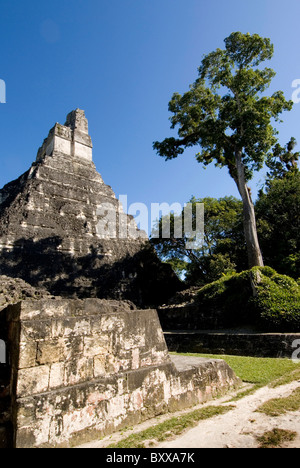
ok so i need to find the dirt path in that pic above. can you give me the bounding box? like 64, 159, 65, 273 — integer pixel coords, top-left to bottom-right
157, 381, 300, 449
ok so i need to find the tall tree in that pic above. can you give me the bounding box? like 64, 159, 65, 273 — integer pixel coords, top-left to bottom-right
153, 32, 293, 269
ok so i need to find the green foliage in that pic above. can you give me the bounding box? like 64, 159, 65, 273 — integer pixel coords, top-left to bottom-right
164, 258, 188, 278
265, 137, 299, 184
197, 269, 254, 325
151, 196, 246, 285
256, 172, 300, 278
154, 31, 293, 183
253, 270, 300, 329
196, 267, 300, 331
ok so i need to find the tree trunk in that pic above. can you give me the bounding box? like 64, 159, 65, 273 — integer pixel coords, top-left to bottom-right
235, 151, 264, 268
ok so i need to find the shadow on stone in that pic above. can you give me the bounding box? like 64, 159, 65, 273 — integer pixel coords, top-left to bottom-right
0, 237, 182, 308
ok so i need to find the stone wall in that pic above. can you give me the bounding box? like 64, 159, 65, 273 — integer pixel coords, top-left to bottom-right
158, 303, 226, 330
1, 299, 239, 448
164, 331, 300, 358
0, 308, 11, 448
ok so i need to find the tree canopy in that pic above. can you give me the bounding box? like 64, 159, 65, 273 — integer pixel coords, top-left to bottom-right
265, 137, 300, 185
154, 32, 292, 178
153, 31, 293, 269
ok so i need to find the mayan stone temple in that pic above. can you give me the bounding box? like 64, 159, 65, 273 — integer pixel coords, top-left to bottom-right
0, 109, 180, 306
0, 110, 240, 448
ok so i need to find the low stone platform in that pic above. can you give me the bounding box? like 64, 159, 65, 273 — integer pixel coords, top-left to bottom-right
165, 330, 300, 358
0, 299, 240, 448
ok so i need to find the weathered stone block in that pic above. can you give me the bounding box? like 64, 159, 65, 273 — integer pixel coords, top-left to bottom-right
1, 299, 240, 448
93, 355, 106, 377
17, 365, 50, 398
131, 348, 140, 370
20, 320, 52, 341
49, 362, 65, 389
36, 339, 65, 365
83, 335, 111, 358
15, 401, 35, 428
64, 357, 94, 386
51, 317, 91, 338
18, 341, 37, 369
62, 336, 84, 360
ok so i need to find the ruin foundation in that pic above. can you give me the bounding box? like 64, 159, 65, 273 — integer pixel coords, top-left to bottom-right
0, 299, 240, 448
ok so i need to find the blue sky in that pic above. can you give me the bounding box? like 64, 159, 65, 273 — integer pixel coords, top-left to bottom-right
1, 0, 300, 223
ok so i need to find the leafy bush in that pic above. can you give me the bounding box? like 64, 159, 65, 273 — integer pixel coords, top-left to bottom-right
252, 269, 300, 330
197, 267, 300, 331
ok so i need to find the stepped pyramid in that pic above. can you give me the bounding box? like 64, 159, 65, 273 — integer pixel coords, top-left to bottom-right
0, 110, 180, 305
